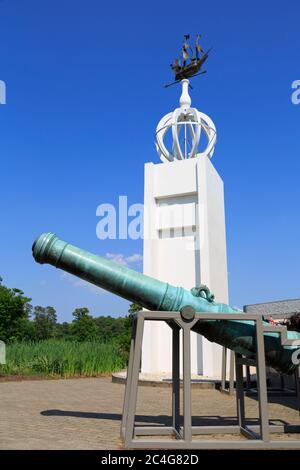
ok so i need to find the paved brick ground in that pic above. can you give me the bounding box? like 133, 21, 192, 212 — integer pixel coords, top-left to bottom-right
0, 377, 299, 449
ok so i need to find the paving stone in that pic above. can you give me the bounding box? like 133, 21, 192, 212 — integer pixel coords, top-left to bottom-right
0, 377, 299, 449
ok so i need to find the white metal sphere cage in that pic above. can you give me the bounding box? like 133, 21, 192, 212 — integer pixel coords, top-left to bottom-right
155, 79, 217, 163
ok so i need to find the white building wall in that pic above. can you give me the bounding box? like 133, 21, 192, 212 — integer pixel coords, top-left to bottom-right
142, 156, 228, 377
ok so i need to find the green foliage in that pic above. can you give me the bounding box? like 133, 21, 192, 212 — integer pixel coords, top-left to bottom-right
71, 307, 99, 341
128, 302, 142, 314
0, 278, 138, 377
0, 278, 32, 343
72, 307, 90, 321
115, 303, 141, 364
0, 339, 125, 377
33, 305, 57, 340
55, 321, 72, 339
94, 315, 129, 342
115, 316, 132, 364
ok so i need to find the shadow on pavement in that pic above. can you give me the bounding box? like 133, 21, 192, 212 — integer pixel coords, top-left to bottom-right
41, 410, 292, 427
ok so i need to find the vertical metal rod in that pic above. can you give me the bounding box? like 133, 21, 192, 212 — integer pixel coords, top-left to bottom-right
246, 365, 251, 390
182, 324, 192, 443
229, 350, 235, 394
256, 317, 270, 442
124, 315, 144, 447
280, 374, 285, 390
221, 347, 227, 391
172, 324, 181, 435
235, 353, 246, 429
121, 316, 136, 438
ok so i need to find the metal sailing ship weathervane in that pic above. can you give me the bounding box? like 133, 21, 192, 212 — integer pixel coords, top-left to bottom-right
156, 34, 216, 162
165, 34, 211, 88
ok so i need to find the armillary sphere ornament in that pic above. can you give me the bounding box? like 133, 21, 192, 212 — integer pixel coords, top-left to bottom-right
155, 34, 217, 163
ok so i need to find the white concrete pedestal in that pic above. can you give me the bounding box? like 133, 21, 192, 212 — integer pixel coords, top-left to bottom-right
141, 156, 228, 377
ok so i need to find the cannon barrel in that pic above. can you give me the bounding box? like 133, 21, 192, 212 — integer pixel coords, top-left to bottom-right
32, 232, 300, 374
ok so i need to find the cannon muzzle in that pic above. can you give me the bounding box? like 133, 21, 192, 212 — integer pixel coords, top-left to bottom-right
32, 232, 300, 374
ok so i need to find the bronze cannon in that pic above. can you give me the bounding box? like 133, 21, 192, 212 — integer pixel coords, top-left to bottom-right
32, 232, 300, 374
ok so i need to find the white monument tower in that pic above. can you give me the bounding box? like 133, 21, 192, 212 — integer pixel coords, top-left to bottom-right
141, 74, 229, 377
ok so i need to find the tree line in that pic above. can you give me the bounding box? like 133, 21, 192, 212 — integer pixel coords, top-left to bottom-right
0, 276, 139, 345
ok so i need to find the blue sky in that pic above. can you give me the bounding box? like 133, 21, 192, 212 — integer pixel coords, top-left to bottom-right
0, 0, 299, 321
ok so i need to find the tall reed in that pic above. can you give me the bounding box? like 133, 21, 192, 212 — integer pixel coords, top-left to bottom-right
0, 340, 125, 377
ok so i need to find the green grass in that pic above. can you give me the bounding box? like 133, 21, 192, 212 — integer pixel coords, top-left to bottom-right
0, 339, 125, 378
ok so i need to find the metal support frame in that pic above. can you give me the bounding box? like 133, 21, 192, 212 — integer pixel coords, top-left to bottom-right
221, 330, 300, 416
221, 311, 300, 399
221, 347, 235, 394
121, 311, 300, 449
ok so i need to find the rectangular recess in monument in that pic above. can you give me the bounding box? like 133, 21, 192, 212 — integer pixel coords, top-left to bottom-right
155, 194, 198, 239
158, 226, 197, 239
